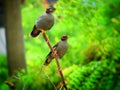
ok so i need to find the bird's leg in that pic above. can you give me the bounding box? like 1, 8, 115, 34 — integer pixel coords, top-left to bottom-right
40, 29, 49, 43
53, 49, 57, 57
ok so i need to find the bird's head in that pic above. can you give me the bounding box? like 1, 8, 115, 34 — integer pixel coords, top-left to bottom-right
46, 7, 56, 13
61, 36, 68, 41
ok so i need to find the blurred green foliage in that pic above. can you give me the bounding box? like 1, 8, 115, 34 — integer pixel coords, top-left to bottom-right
0, 55, 9, 90
0, 0, 120, 90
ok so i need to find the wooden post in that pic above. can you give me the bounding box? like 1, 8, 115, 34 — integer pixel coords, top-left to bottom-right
5, 0, 27, 76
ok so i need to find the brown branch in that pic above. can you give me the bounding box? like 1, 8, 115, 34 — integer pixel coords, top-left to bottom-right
40, 30, 68, 90
5, 81, 17, 90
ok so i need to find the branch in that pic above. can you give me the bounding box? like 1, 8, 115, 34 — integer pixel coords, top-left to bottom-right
5, 81, 17, 90
40, 30, 68, 90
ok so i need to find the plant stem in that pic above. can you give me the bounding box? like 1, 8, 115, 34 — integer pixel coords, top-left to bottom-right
41, 30, 68, 90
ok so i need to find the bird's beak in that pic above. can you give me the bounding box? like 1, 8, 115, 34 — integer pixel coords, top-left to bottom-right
66, 36, 69, 39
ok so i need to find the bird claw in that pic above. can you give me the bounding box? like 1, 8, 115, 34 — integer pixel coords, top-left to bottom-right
54, 50, 57, 55
58, 68, 62, 72
52, 50, 58, 58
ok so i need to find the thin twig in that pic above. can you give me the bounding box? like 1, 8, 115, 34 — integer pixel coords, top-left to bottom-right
42, 67, 57, 90
13, 75, 27, 90
38, 57, 57, 90
40, 30, 68, 90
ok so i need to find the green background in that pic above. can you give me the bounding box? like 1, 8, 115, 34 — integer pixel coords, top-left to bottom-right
0, 0, 120, 90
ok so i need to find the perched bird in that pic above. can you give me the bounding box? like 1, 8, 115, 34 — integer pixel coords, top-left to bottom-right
30, 7, 55, 37
44, 36, 69, 66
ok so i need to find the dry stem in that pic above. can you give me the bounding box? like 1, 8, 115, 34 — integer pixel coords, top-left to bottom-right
40, 30, 68, 90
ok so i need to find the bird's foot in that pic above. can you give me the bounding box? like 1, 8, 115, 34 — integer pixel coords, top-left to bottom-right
58, 67, 62, 72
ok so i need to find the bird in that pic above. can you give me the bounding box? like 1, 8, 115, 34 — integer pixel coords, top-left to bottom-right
44, 36, 69, 66
30, 7, 55, 37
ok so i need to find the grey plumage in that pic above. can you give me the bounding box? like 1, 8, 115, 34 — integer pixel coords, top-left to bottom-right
44, 36, 68, 66
35, 13, 54, 30
30, 8, 55, 37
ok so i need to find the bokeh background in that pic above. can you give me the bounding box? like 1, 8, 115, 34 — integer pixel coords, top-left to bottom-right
0, 0, 120, 90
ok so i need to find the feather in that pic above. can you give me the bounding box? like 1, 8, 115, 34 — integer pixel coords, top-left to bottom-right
44, 42, 59, 65
30, 25, 41, 37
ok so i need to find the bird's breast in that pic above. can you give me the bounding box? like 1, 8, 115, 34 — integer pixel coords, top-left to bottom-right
56, 42, 68, 58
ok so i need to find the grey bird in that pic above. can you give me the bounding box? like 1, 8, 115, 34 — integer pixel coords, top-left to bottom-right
44, 36, 69, 66
30, 7, 55, 37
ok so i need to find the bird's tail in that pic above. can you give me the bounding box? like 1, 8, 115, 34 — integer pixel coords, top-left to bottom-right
30, 25, 41, 37
44, 58, 52, 66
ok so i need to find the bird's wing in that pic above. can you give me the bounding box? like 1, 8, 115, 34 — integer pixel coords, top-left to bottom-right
53, 42, 59, 50
44, 42, 59, 65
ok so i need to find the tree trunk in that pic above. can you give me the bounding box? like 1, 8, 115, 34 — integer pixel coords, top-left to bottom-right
5, 0, 27, 76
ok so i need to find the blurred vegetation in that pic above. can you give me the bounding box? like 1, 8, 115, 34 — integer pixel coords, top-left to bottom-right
0, 0, 120, 90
